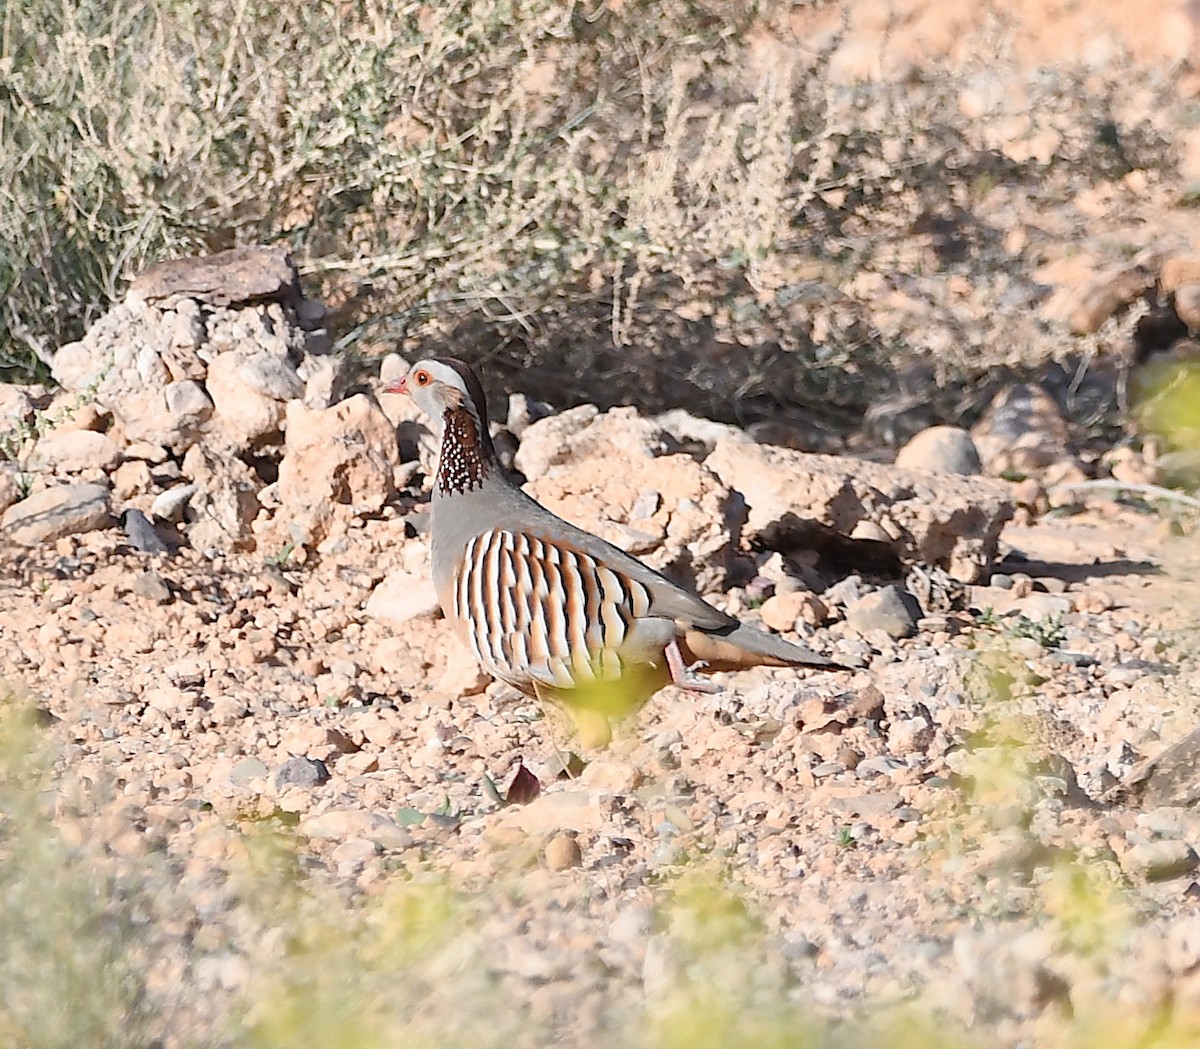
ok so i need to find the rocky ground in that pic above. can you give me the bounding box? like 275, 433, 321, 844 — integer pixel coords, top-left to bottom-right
4, 2, 1200, 1046
2, 269, 1200, 1046
1, 442, 1199, 1047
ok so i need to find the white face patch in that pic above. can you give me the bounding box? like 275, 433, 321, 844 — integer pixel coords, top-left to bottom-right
405, 358, 494, 495
408, 359, 470, 411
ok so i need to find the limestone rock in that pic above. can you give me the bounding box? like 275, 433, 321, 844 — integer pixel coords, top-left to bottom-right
521, 407, 744, 594
707, 441, 1012, 584
30, 429, 122, 473
50, 307, 155, 392
515, 404, 670, 481
1, 482, 111, 545
128, 244, 301, 308
0, 464, 24, 515
182, 445, 260, 554
51, 313, 180, 448
49, 248, 326, 455
299, 353, 350, 409
513, 405, 603, 480
845, 586, 921, 639
759, 590, 827, 632
1013, 592, 1072, 618
364, 569, 441, 624
298, 809, 412, 848
121, 508, 169, 555
1123, 841, 1199, 883
204, 349, 301, 446
0, 385, 35, 431
122, 441, 169, 464
654, 408, 752, 453
435, 641, 490, 697
151, 484, 199, 523
489, 790, 605, 837
895, 426, 981, 475
887, 715, 934, 755
276, 395, 400, 543
111, 459, 155, 501
273, 756, 331, 790
1127, 727, 1200, 809
164, 380, 214, 434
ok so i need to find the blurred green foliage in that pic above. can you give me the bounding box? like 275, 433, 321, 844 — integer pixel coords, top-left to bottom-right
1138, 359, 1200, 452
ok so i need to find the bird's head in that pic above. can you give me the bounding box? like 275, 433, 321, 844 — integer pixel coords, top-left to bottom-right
382, 356, 496, 493
383, 357, 491, 435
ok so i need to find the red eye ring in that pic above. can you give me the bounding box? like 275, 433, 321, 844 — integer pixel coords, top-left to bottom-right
414, 369, 431, 387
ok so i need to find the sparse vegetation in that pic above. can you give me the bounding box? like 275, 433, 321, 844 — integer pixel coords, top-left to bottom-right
975, 606, 1002, 629
0, 357, 112, 463
0, 697, 165, 1048
971, 608, 1067, 650
1008, 612, 1067, 650
7, 683, 1200, 1049
263, 543, 296, 569
2, 2, 1199, 1048
0, 0, 1177, 431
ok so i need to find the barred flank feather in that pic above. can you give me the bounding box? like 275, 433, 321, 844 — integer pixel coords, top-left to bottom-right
453, 529, 651, 691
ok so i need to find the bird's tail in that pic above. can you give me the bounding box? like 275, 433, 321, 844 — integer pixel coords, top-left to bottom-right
682, 622, 845, 672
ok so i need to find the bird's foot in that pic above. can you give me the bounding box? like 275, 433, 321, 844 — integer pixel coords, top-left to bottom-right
665, 639, 720, 694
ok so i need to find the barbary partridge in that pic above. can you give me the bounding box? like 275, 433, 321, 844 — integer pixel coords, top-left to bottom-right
383, 357, 843, 745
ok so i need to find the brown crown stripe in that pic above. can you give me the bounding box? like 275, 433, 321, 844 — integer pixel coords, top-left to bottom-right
453, 528, 651, 690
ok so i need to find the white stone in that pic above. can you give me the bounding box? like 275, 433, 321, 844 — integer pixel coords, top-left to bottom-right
895, 426, 981, 475
151, 484, 199, 522
364, 569, 440, 624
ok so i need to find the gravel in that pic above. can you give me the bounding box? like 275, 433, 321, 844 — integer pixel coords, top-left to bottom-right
2, 499, 1198, 1048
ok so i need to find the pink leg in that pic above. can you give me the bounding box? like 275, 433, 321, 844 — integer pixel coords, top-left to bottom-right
665, 638, 720, 694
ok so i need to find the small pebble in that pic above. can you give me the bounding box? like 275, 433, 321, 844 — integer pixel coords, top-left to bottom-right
544, 833, 583, 871
274, 756, 331, 790
121, 509, 170, 556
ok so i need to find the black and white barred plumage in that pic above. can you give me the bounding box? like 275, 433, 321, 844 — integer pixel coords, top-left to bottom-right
454, 528, 652, 691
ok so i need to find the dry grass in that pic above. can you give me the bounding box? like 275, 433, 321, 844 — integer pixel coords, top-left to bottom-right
0, 0, 1178, 430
